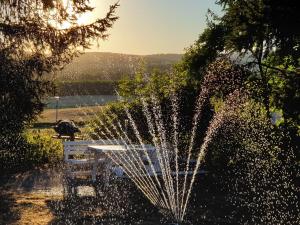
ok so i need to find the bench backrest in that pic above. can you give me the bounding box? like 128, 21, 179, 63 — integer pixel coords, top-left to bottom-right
63, 139, 124, 162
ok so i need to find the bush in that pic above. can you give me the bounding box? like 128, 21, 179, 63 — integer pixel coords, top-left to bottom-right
205, 99, 299, 224
0, 129, 63, 174
24, 130, 63, 166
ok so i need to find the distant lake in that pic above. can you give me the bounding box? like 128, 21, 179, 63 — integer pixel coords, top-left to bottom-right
46, 95, 119, 109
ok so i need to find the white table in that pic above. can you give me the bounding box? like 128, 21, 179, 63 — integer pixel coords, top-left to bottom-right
88, 145, 127, 181
87, 144, 158, 181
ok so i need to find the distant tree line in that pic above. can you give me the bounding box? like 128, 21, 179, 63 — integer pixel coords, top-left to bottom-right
54, 52, 182, 81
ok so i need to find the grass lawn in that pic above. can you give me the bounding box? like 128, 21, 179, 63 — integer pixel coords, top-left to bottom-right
37, 106, 104, 124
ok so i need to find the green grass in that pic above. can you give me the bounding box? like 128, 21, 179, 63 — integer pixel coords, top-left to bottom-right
37, 105, 104, 125
0, 129, 63, 174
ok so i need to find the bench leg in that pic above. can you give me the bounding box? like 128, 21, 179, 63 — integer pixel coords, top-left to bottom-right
92, 152, 99, 182
63, 177, 77, 199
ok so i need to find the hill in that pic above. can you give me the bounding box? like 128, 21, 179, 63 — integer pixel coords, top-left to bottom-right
55, 52, 182, 81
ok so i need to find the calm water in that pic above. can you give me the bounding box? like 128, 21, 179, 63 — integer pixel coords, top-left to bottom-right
46, 95, 119, 109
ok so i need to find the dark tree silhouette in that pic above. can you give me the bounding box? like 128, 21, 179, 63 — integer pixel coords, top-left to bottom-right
0, 0, 119, 149
178, 0, 299, 158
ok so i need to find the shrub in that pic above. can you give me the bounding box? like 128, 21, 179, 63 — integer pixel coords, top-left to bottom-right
0, 129, 63, 174
205, 99, 298, 224
24, 129, 63, 166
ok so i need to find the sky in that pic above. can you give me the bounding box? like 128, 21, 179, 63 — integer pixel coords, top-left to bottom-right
83, 0, 221, 55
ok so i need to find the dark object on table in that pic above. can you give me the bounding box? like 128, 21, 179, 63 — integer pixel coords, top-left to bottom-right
53, 120, 80, 141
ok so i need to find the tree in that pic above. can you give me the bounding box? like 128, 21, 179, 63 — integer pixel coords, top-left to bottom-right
179, 0, 299, 156
214, 0, 300, 157
0, 0, 119, 149
176, 22, 226, 84
215, 0, 300, 117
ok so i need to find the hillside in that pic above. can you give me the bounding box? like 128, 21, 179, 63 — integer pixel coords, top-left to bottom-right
56, 52, 182, 81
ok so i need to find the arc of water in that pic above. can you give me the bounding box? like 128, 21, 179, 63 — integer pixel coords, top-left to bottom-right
106, 146, 162, 207
56, 89, 162, 205
99, 139, 160, 206
179, 89, 209, 216
62, 89, 213, 219
112, 122, 169, 208
180, 112, 225, 220
123, 104, 174, 206
180, 92, 240, 220
102, 112, 168, 209
123, 104, 180, 214
58, 89, 178, 218
69, 93, 163, 207
68, 91, 166, 207
142, 97, 179, 220
141, 98, 176, 212
88, 119, 162, 207
107, 152, 163, 206
149, 95, 178, 218
88, 109, 164, 207
97, 119, 162, 205
170, 92, 180, 219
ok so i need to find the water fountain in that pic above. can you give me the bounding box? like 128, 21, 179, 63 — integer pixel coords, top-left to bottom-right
77, 86, 246, 224
58, 60, 298, 224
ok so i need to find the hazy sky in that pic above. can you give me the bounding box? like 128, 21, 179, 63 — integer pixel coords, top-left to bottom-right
84, 0, 221, 55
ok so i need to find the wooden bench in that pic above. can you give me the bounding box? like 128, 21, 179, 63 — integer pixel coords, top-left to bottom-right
63, 140, 163, 197
63, 140, 123, 181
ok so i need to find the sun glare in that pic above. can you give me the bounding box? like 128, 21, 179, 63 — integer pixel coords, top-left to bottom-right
56, 0, 97, 29
77, 13, 93, 26
54, 10, 93, 29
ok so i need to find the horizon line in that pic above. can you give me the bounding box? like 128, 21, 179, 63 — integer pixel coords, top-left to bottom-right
83, 50, 184, 56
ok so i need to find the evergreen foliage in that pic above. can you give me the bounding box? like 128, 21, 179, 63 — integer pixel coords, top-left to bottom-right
0, 0, 119, 149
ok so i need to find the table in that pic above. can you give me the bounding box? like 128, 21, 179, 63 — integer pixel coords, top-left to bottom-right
88, 145, 127, 181
87, 144, 158, 181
